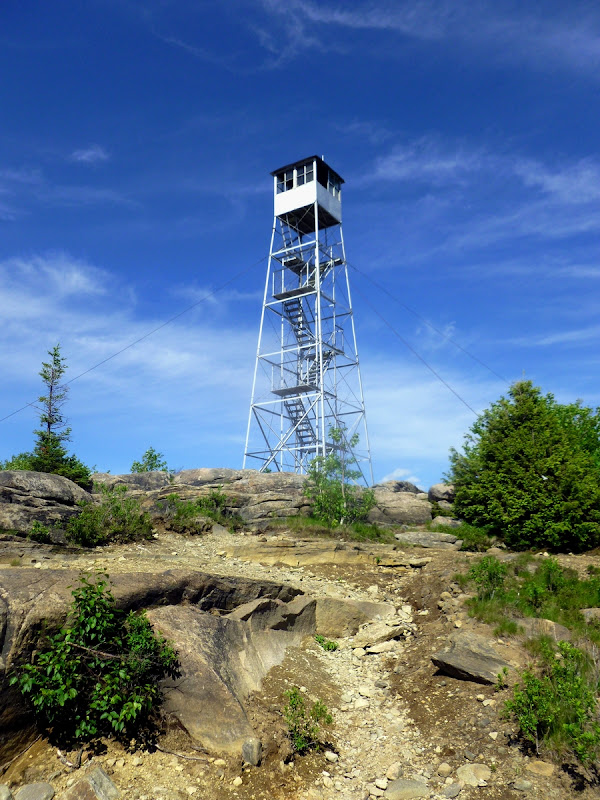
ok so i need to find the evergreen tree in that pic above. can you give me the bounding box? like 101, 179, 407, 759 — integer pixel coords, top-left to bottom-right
448, 380, 600, 552
30, 345, 71, 471
1, 345, 92, 487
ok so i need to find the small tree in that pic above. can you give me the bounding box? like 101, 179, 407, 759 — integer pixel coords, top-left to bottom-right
1, 345, 91, 487
448, 380, 600, 551
10, 572, 178, 743
131, 447, 170, 473
304, 426, 374, 527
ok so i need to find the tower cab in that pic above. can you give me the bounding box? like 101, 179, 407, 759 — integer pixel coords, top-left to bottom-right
272, 156, 343, 234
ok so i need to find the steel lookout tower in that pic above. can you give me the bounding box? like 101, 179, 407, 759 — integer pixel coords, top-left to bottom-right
243, 156, 373, 484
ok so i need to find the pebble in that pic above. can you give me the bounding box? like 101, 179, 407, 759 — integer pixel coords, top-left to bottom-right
442, 785, 462, 799
386, 762, 402, 780
325, 751, 338, 763
456, 763, 491, 787
525, 760, 555, 777
513, 779, 533, 791
131, 755, 143, 766
437, 762, 452, 778
374, 777, 388, 789
232, 777, 243, 787
355, 698, 370, 710
213, 759, 226, 768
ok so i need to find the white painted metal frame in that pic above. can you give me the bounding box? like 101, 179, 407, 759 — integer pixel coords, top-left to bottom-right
244, 158, 373, 485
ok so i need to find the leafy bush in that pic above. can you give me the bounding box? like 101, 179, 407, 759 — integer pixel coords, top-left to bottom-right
427, 520, 493, 551
283, 686, 333, 753
462, 555, 600, 643
28, 520, 52, 544
158, 489, 241, 533
505, 640, 600, 764
131, 447, 170, 474
304, 428, 375, 528
448, 380, 600, 552
66, 484, 153, 547
314, 634, 339, 651
1, 452, 36, 471
469, 555, 507, 600
10, 572, 178, 743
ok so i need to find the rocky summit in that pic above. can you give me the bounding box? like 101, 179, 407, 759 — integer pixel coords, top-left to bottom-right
0, 469, 597, 800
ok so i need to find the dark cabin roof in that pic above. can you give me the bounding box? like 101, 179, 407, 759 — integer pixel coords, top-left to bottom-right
271, 155, 344, 185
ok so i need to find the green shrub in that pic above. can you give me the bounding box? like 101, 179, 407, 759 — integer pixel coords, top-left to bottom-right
10, 572, 178, 743
448, 380, 600, 552
283, 686, 333, 753
66, 484, 153, 547
468, 555, 508, 600
506, 640, 600, 764
131, 447, 170, 474
427, 520, 493, 551
314, 634, 338, 651
462, 555, 600, 644
28, 520, 52, 544
1, 452, 35, 471
158, 489, 241, 532
304, 428, 374, 528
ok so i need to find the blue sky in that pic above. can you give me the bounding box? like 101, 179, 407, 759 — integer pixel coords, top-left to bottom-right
1, 1, 599, 488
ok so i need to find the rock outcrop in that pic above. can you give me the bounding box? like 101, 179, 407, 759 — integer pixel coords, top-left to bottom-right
0, 472, 91, 534
0, 566, 397, 761
1, 469, 442, 534
368, 482, 432, 526
428, 483, 455, 504
0, 568, 301, 762
431, 631, 513, 684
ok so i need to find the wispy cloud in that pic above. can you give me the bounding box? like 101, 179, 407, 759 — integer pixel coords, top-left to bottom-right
0, 252, 257, 472
359, 137, 600, 256
0, 160, 133, 216
380, 467, 424, 487
70, 144, 110, 164
260, 0, 600, 76
511, 325, 600, 348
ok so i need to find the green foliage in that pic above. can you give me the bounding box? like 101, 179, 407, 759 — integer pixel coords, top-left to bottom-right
304, 427, 375, 528
314, 634, 339, 651
505, 640, 600, 764
448, 380, 600, 552
0, 452, 35, 470
158, 489, 241, 533
131, 447, 170, 474
28, 520, 52, 544
427, 520, 493, 551
10, 572, 178, 743
468, 555, 508, 600
283, 686, 333, 753
66, 484, 153, 547
462, 555, 600, 644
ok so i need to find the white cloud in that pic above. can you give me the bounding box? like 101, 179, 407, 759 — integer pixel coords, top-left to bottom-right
260, 1, 600, 76
510, 325, 600, 348
0, 252, 258, 472
380, 467, 424, 487
70, 145, 110, 164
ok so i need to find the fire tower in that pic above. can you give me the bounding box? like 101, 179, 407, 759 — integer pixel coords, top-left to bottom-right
243, 156, 372, 484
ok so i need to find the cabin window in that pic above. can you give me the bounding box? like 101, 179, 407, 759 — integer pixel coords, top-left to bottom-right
276, 170, 295, 193
328, 172, 341, 199
297, 163, 314, 186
